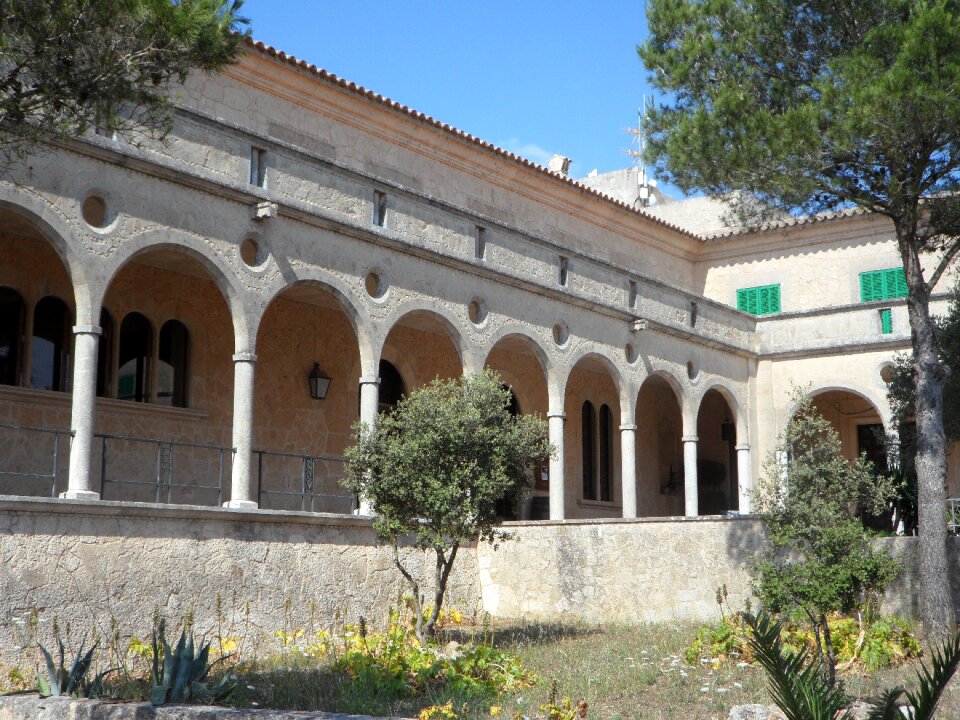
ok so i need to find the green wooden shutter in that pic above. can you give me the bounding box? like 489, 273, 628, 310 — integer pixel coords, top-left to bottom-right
880, 308, 892, 334
860, 268, 907, 301
736, 288, 749, 312
736, 284, 781, 315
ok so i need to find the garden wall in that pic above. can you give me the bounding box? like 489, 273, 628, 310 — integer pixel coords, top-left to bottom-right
1, 498, 957, 668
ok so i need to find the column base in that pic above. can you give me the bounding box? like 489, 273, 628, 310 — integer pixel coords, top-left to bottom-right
223, 499, 259, 510
59, 490, 100, 501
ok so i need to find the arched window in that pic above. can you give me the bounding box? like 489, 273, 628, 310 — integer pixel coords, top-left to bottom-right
581, 400, 596, 499
157, 320, 189, 407
31, 296, 71, 391
598, 404, 613, 502
0, 287, 25, 386
502, 384, 520, 416
96, 309, 114, 397
118, 312, 151, 402
378, 359, 405, 413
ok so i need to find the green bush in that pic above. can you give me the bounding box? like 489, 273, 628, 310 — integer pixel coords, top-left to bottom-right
332, 612, 535, 699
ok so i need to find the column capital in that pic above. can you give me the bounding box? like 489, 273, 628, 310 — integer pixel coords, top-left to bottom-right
232, 352, 258, 363
619, 424, 638, 431
735, 443, 751, 451
72, 325, 102, 336
547, 411, 567, 420
682, 435, 699, 443
359, 375, 381, 385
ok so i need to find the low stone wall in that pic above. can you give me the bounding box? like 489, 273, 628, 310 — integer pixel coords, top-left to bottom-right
0, 497, 481, 666
0, 695, 407, 719
2, 497, 958, 670
479, 516, 768, 622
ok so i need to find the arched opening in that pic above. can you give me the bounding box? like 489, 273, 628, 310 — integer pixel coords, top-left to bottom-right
635, 373, 684, 517
565, 354, 621, 519
484, 333, 549, 519
255, 281, 362, 513
0, 287, 25, 386
381, 309, 462, 391
96, 309, 114, 398
30, 296, 72, 392
494, 384, 524, 520
581, 400, 596, 499
118, 312, 152, 403
696, 389, 739, 515
0, 209, 76, 498
378, 359, 405, 413
808, 389, 886, 469
100, 247, 235, 505
158, 320, 189, 408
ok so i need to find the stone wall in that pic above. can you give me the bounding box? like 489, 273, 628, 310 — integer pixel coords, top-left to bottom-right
0, 497, 481, 667
2, 498, 957, 670
478, 516, 767, 623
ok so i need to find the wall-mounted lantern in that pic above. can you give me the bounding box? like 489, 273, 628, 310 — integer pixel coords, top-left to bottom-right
309, 363, 331, 400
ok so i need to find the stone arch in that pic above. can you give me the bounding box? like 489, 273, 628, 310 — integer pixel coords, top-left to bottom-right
634, 369, 687, 517
563, 345, 630, 412
97, 230, 251, 350
0, 195, 92, 322
260, 275, 374, 376
483, 330, 551, 421
378, 302, 466, 372
790, 383, 891, 434
481, 324, 551, 376
563, 349, 626, 518
695, 380, 748, 441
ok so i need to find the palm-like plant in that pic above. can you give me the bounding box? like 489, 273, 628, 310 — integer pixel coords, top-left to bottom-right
746, 612, 960, 720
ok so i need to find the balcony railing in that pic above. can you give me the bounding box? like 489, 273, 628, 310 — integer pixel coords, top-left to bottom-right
97, 433, 233, 506
0, 423, 353, 513
255, 449, 354, 514
0, 422, 73, 497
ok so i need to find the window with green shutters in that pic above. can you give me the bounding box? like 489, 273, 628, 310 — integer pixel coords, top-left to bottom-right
860, 267, 907, 302
736, 284, 781, 316
879, 308, 893, 334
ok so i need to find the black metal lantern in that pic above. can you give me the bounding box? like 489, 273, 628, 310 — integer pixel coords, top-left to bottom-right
309, 363, 331, 400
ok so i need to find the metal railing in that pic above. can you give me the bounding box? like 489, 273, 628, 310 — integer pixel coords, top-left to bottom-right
96, 433, 233, 507
948, 498, 960, 535
255, 449, 353, 514
0, 422, 73, 497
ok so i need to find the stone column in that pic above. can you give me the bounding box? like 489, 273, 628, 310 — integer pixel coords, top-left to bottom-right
620, 424, 638, 518
683, 435, 699, 518
736, 443, 752, 513
356, 375, 380, 515
226, 352, 258, 509
63, 325, 101, 500
547, 411, 566, 520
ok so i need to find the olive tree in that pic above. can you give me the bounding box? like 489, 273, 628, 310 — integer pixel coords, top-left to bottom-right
343, 369, 551, 642
641, 0, 960, 640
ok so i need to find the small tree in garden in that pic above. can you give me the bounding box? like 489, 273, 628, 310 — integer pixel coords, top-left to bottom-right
752, 389, 900, 687
342, 369, 551, 642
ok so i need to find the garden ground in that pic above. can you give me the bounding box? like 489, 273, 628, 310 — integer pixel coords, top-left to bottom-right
226, 620, 960, 720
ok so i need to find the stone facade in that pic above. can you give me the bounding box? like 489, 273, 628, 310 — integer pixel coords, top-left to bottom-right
0, 39, 958, 639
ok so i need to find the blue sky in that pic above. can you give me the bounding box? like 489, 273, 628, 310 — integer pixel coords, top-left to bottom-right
241, 1, 664, 185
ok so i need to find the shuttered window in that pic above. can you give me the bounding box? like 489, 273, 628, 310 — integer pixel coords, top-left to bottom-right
736, 284, 781, 316
860, 268, 907, 302
879, 308, 893, 334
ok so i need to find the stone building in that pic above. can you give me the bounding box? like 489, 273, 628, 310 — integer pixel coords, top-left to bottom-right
1, 38, 957, 526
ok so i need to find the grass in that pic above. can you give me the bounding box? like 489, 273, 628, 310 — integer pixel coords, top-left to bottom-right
220, 620, 960, 720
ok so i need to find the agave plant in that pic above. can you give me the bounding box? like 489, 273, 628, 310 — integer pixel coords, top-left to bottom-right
36, 639, 114, 698
150, 620, 235, 706
746, 611, 960, 720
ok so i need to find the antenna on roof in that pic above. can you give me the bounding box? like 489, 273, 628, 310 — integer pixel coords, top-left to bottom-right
633, 97, 657, 208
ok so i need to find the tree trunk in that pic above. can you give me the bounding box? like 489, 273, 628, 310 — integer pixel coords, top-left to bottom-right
898, 222, 956, 642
